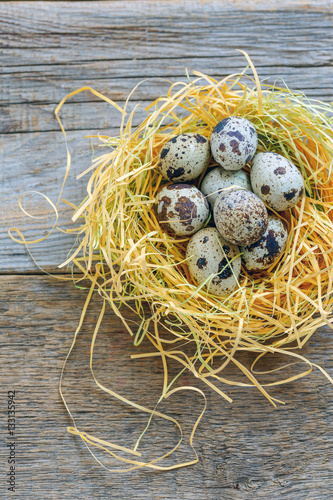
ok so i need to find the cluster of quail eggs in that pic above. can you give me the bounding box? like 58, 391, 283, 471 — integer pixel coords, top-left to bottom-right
154, 117, 305, 297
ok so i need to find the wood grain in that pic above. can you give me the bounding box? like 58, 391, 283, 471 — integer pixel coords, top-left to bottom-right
1, 2, 333, 499
1, 275, 333, 499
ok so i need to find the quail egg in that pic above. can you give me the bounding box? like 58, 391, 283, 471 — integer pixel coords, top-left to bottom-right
211, 116, 258, 171
155, 184, 210, 236
201, 166, 252, 208
186, 227, 241, 297
214, 189, 268, 246
157, 133, 210, 182
251, 152, 305, 211
241, 215, 288, 271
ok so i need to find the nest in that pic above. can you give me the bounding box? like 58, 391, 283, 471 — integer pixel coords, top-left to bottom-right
12, 54, 333, 470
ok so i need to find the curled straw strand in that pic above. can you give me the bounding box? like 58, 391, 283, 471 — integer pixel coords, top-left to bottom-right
10, 53, 333, 470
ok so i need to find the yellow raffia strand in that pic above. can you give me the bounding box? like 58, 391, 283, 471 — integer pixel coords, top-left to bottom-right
10, 53, 333, 470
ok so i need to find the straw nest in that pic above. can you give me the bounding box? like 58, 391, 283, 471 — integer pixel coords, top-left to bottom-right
12, 54, 333, 470
51, 55, 333, 410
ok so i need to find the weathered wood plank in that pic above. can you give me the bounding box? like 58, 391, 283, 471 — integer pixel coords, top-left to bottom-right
2, 61, 333, 111
1, 129, 105, 273
1, 5, 332, 68
1, 275, 333, 499
0, 100, 149, 134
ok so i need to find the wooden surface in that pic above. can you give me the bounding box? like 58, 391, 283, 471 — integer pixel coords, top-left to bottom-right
1, 1, 333, 498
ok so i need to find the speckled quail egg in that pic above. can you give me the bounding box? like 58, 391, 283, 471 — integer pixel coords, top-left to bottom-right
241, 215, 288, 271
155, 184, 210, 236
214, 189, 268, 246
251, 152, 305, 211
157, 133, 210, 182
211, 116, 258, 171
201, 166, 252, 208
186, 227, 241, 297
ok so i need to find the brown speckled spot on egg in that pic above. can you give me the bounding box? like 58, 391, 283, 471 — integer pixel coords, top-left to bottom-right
159, 195, 171, 212
203, 236, 209, 243
158, 196, 173, 233
248, 231, 280, 267
175, 196, 197, 226
212, 258, 232, 283
299, 187, 304, 197
160, 148, 169, 159
213, 118, 231, 134
194, 134, 207, 143
167, 183, 189, 190
261, 185, 270, 195
265, 230, 280, 257
247, 235, 265, 252
274, 166, 286, 175
166, 166, 185, 179
230, 139, 241, 156
283, 189, 298, 201
196, 257, 207, 269
219, 143, 226, 152
227, 130, 244, 142
245, 223, 286, 268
